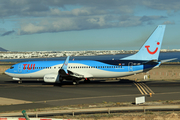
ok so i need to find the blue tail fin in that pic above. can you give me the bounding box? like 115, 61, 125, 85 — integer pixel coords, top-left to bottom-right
122, 25, 166, 61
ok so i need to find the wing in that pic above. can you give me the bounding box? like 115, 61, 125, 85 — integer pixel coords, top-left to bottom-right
59, 56, 70, 75
59, 56, 93, 79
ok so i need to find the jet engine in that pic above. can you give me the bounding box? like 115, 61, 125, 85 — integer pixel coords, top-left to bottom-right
44, 74, 60, 83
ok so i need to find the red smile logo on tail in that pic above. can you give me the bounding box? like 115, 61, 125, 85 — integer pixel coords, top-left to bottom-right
145, 42, 160, 54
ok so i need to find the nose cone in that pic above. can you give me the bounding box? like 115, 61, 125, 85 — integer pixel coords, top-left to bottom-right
5, 69, 10, 75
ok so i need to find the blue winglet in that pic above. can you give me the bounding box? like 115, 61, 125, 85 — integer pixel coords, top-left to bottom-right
61, 56, 70, 75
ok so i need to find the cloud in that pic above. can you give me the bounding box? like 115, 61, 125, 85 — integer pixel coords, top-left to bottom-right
0, 28, 5, 33
0, 0, 179, 17
0, 0, 178, 35
0, 0, 179, 20
163, 21, 175, 25
1, 30, 15, 36
0, 0, 134, 17
18, 15, 166, 35
142, 0, 180, 11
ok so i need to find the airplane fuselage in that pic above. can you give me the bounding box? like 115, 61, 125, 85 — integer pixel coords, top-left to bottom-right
4, 25, 166, 84
5, 60, 160, 80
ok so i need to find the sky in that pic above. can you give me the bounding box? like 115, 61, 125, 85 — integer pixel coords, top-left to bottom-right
0, 0, 180, 52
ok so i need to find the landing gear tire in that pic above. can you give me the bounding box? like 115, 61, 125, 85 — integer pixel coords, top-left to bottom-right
73, 80, 79, 85
59, 77, 63, 84
18, 80, 22, 84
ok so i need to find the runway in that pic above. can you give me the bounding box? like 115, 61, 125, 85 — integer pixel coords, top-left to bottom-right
1, 74, 180, 113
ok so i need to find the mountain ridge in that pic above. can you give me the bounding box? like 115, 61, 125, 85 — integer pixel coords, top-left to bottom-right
0, 47, 8, 51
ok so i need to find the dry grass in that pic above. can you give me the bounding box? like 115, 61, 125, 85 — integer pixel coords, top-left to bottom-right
54, 111, 180, 120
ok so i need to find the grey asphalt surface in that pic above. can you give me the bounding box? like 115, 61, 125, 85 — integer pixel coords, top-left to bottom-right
0, 74, 180, 112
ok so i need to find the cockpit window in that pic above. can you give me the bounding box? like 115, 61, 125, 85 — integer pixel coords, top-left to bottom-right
10, 66, 14, 69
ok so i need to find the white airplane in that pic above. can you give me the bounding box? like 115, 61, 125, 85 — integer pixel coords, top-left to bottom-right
5, 25, 172, 85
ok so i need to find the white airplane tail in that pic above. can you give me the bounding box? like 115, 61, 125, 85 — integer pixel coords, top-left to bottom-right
122, 25, 166, 61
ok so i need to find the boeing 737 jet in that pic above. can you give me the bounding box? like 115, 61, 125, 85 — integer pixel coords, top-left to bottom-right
5, 25, 171, 85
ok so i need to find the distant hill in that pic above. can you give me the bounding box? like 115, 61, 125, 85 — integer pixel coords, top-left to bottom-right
0, 47, 8, 51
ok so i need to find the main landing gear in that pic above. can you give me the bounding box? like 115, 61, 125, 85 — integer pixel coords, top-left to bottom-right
59, 77, 63, 84
73, 79, 79, 85
84, 78, 90, 83
72, 78, 90, 85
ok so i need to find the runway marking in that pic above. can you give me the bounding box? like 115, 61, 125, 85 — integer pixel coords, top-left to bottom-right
62, 85, 132, 87
35, 93, 142, 103
34, 91, 180, 104
0, 84, 54, 87
143, 83, 155, 94
2, 92, 180, 106
0, 97, 32, 105
151, 84, 180, 86
155, 91, 180, 95
134, 83, 144, 95
0, 84, 131, 88
134, 82, 155, 95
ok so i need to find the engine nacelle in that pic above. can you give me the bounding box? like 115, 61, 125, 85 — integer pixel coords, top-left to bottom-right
44, 74, 60, 83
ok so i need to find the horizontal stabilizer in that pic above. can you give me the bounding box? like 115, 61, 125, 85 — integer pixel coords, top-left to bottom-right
160, 58, 177, 63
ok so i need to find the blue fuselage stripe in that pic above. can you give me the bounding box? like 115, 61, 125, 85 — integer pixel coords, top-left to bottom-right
5, 60, 159, 74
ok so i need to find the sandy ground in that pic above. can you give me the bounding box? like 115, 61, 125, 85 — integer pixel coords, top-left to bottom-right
0, 65, 11, 74
88, 112, 180, 120
0, 97, 32, 105
121, 65, 180, 81
55, 112, 180, 120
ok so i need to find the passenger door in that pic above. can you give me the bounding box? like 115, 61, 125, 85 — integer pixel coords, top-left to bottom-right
18, 64, 22, 73
128, 62, 133, 72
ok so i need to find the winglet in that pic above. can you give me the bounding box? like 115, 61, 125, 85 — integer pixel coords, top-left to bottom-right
61, 56, 70, 75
